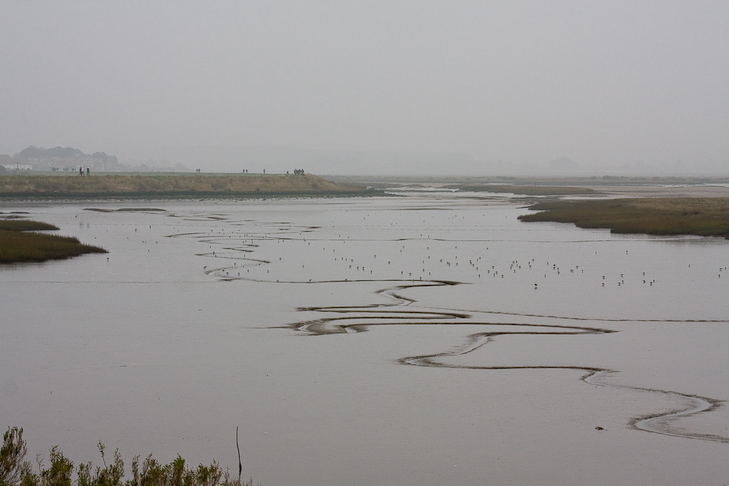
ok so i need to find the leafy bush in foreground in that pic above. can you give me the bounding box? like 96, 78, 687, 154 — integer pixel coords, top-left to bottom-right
1, 428, 254, 486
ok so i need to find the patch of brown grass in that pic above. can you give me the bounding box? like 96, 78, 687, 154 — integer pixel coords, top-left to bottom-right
519, 198, 729, 239
0, 220, 107, 263
0, 220, 59, 231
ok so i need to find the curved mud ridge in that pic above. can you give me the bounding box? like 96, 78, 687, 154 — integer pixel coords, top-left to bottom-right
291, 280, 729, 444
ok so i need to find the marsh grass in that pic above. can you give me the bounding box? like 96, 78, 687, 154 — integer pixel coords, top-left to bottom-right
0, 221, 59, 232
1, 427, 256, 486
0, 174, 368, 199
0, 220, 107, 263
519, 197, 729, 238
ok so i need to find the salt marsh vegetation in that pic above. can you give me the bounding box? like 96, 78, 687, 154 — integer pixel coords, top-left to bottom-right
0, 219, 106, 263
519, 197, 729, 238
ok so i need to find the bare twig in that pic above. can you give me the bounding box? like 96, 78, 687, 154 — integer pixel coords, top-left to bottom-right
236, 426, 242, 483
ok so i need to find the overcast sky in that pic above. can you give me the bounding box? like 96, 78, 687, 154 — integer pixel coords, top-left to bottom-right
1, 1, 728, 174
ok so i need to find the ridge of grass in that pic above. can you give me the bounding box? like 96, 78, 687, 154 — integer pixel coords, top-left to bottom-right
519, 197, 729, 239
0, 174, 374, 199
0, 220, 59, 232
0, 220, 107, 264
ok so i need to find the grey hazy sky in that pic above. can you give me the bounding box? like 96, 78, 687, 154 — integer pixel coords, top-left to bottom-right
1, 1, 728, 173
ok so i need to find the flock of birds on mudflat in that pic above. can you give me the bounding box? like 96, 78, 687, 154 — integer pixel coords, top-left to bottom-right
179, 217, 729, 294
111, 206, 728, 293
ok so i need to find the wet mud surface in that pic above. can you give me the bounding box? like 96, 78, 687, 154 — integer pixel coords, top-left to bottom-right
2, 195, 729, 485
186, 200, 729, 444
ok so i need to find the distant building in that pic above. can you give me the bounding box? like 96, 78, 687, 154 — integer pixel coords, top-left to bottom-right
2, 163, 33, 171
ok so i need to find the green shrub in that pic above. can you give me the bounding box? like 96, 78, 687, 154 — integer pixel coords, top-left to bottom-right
1, 427, 32, 486
1, 428, 255, 486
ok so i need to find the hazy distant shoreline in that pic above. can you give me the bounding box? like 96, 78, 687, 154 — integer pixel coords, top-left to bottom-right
327, 174, 729, 194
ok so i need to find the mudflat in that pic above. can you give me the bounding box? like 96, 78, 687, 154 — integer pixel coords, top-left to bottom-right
3, 197, 727, 486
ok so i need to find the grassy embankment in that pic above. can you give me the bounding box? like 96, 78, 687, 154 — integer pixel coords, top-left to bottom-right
0, 174, 371, 199
519, 197, 729, 239
1, 427, 254, 486
0, 219, 107, 263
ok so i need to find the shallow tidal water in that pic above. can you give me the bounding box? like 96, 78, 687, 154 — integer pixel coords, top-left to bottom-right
1, 193, 728, 486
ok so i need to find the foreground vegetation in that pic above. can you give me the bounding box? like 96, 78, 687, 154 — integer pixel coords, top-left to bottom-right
519, 197, 729, 239
0, 220, 107, 263
0, 174, 371, 199
0, 427, 253, 486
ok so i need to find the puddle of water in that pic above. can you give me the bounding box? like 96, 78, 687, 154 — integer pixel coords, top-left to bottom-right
1, 196, 728, 486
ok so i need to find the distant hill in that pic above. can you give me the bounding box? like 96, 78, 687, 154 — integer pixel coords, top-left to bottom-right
11, 145, 122, 172
16, 146, 84, 159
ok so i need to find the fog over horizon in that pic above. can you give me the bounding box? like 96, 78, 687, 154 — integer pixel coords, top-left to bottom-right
2, 1, 728, 176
